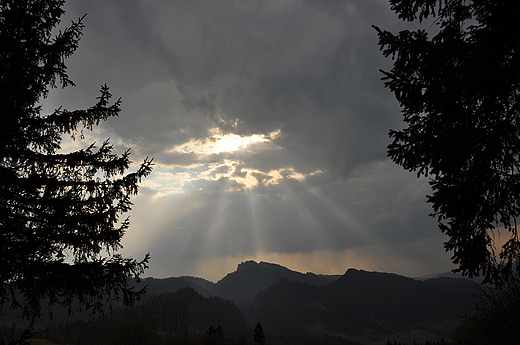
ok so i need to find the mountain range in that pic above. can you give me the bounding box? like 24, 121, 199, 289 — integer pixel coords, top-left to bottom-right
144, 260, 340, 309
1, 261, 480, 343
139, 261, 478, 341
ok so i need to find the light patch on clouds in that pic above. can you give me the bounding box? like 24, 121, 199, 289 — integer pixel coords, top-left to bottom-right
171, 128, 282, 155
142, 127, 322, 194
142, 162, 325, 196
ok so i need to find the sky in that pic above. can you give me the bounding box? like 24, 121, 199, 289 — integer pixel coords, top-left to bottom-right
42, 0, 456, 282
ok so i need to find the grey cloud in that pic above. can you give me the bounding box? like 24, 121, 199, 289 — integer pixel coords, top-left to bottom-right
46, 0, 452, 278
57, 0, 403, 176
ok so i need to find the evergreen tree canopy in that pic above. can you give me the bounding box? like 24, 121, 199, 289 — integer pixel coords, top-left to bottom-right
254, 323, 265, 345
0, 0, 153, 325
374, 0, 520, 283
453, 272, 520, 344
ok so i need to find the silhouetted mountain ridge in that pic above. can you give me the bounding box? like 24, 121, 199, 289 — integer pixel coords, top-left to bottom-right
215, 261, 340, 309
1, 261, 479, 342
137, 261, 341, 311
143, 276, 215, 297
243, 268, 477, 338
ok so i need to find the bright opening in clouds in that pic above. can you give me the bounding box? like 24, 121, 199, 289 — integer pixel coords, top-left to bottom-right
143, 127, 319, 194
172, 128, 281, 155
44, 0, 457, 282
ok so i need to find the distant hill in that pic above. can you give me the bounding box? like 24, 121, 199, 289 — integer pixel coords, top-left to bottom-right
214, 261, 340, 309
139, 261, 340, 310
153, 287, 250, 335
414, 271, 485, 283
244, 268, 478, 339
141, 276, 216, 298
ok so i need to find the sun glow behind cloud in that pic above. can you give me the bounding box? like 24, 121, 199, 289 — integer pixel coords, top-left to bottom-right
170, 128, 282, 155
141, 128, 324, 195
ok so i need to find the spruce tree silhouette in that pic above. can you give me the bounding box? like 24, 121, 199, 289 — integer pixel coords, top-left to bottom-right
254, 323, 265, 345
374, 0, 520, 283
0, 0, 153, 338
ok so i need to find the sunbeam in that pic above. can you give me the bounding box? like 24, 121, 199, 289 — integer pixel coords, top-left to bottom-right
274, 179, 333, 252
248, 191, 269, 254
306, 183, 374, 246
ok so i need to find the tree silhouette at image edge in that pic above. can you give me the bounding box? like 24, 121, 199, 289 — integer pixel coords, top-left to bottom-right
0, 0, 153, 335
374, 0, 520, 283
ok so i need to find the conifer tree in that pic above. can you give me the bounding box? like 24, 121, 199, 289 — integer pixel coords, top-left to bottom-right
253, 323, 265, 345
0, 0, 153, 329
375, 0, 520, 283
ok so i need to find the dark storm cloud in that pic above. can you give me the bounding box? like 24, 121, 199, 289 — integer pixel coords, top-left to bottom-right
58, 0, 405, 172
47, 0, 455, 279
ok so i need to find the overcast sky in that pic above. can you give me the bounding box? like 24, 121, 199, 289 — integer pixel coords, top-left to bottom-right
43, 0, 456, 282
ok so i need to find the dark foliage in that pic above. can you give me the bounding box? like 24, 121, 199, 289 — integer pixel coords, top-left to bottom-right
205, 325, 225, 345
452, 273, 520, 344
385, 340, 450, 345
265, 334, 362, 345
3, 289, 250, 345
374, 0, 520, 283
0, 0, 152, 332
253, 323, 264, 345
157, 288, 250, 336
